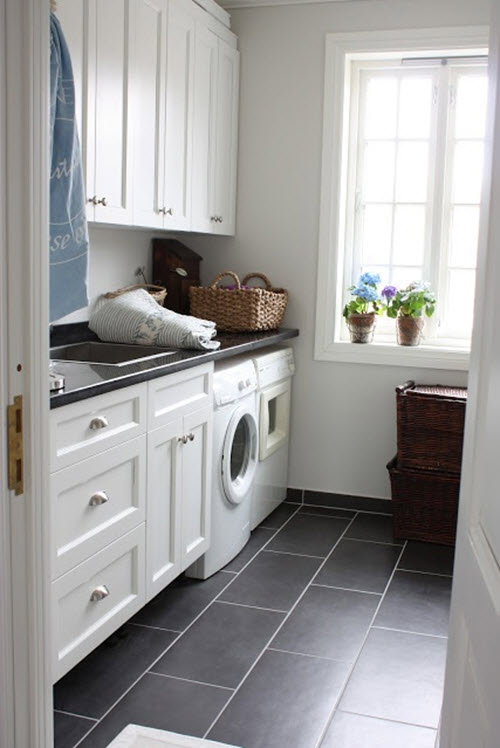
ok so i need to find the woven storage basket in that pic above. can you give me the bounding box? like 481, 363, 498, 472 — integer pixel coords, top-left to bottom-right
396, 381, 467, 474
387, 456, 459, 546
189, 271, 288, 332
104, 284, 167, 306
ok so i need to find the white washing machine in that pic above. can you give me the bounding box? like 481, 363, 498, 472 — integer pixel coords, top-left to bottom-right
186, 358, 259, 579
250, 346, 295, 530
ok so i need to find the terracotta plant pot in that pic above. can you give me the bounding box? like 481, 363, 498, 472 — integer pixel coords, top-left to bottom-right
396, 315, 424, 346
347, 312, 376, 344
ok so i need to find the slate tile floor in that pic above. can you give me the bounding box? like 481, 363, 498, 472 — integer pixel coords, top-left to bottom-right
54, 502, 454, 748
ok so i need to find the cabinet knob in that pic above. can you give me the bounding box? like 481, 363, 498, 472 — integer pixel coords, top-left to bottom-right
159, 207, 173, 216
218, 216, 223, 223
178, 435, 188, 444
89, 415, 109, 430
90, 585, 110, 602
210, 216, 217, 222
98, 197, 108, 206
188, 432, 195, 441
88, 195, 99, 205
89, 491, 109, 507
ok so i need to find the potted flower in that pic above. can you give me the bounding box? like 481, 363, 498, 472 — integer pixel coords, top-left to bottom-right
343, 272, 383, 343
385, 281, 436, 346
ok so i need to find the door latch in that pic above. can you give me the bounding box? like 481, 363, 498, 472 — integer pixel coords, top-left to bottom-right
7, 395, 23, 496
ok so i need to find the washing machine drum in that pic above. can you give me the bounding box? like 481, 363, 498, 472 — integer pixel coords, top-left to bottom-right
221, 406, 258, 505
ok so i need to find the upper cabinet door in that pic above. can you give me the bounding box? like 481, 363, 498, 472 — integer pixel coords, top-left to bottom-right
89, 0, 135, 225
213, 41, 239, 235
163, 0, 195, 231
191, 24, 218, 233
132, 0, 168, 229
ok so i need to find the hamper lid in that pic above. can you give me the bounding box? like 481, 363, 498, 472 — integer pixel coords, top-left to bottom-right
407, 384, 467, 400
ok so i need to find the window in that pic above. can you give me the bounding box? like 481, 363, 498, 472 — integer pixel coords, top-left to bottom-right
315, 28, 489, 369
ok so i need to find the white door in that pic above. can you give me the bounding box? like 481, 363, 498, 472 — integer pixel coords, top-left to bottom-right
146, 420, 182, 600
439, 9, 500, 747
88, 0, 134, 224
191, 22, 219, 233
132, 0, 168, 229
181, 405, 212, 567
213, 40, 239, 235
163, 0, 195, 231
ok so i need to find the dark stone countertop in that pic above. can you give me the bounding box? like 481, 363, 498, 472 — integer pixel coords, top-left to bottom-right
50, 327, 299, 409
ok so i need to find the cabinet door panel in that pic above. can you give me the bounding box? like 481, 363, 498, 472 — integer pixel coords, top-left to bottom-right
191, 24, 218, 233
147, 419, 182, 600
133, 0, 167, 228
163, 0, 195, 230
93, 0, 134, 224
214, 42, 239, 235
181, 406, 212, 568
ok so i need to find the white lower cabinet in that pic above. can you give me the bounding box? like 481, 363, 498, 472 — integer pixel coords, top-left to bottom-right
50, 363, 213, 681
52, 524, 146, 680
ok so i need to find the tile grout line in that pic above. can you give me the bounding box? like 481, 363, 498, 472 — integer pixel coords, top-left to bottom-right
54, 709, 98, 723
128, 622, 182, 634
310, 582, 382, 596
303, 504, 392, 517
267, 646, 351, 664
147, 671, 235, 691
338, 707, 438, 732
262, 549, 325, 560
397, 567, 453, 579
313, 540, 408, 748
214, 599, 287, 614
70, 504, 304, 748
341, 537, 404, 548
371, 624, 448, 640
201, 511, 361, 740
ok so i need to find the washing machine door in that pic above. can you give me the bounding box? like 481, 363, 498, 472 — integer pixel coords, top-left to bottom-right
221, 405, 258, 505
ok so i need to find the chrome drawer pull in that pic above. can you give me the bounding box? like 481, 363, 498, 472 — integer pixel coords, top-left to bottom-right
90, 585, 110, 602
89, 415, 109, 430
89, 491, 109, 507
188, 432, 195, 441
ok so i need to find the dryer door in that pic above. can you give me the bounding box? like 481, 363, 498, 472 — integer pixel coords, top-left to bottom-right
221, 405, 258, 505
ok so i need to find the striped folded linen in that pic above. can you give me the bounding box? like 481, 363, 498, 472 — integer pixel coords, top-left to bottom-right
89, 289, 220, 351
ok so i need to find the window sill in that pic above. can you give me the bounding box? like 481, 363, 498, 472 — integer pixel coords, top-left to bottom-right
314, 340, 469, 370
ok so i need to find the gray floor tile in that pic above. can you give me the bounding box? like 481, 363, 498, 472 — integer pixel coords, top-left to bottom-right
321, 711, 436, 748
131, 571, 231, 632
285, 487, 303, 504
339, 628, 447, 728
374, 570, 451, 637
267, 513, 349, 557
219, 550, 322, 611
304, 491, 393, 515
77, 673, 231, 748
208, 649, 350, 748
398, 541, 455, 576
152, 601, 284, 688
271, 586, 379, 662
53, 624, 177, 719
54, 712, 96, 748
345, 513, 400, 544
315, 539, 401, 593
224, 527, 275, 572
258, 503, 298, 529
299, 506, 356, 520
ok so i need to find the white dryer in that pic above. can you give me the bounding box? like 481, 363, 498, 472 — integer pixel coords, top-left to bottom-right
250, 346, 295, 530
186, 358, 259, 579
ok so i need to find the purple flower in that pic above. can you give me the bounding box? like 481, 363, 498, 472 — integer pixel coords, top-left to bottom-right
381, 285, 398, 300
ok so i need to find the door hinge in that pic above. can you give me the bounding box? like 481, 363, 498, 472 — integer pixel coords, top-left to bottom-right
7, 395, 24, 496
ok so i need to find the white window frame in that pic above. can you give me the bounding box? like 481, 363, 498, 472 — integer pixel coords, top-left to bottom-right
314, 27, 489, 370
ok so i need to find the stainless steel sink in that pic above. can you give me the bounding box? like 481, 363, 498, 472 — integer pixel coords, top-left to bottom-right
50, 341, 177, 366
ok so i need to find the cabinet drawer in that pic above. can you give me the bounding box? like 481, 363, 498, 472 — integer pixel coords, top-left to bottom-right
50, 383, 147, 471
51, 436, 147, 579
148, 363, 213, 429
52, 525, 145, 681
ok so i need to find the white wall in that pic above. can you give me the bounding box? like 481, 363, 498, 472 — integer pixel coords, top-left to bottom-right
185, 0, 489, 499
57, 226, 156, 324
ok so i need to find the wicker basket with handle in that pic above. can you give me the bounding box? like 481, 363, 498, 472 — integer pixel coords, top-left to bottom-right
104, 284, 167, 306
189, 271, 288, 332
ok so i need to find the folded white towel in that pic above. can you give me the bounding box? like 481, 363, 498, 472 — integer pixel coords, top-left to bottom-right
89, 289, 220, 351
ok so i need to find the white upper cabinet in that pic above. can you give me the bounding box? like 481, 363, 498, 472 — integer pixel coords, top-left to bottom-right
88, 0, 135, 224
132, 0, 168, 229
213, 40, 239, 235
56, 0, 239, 234
191, 26, 239, 235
